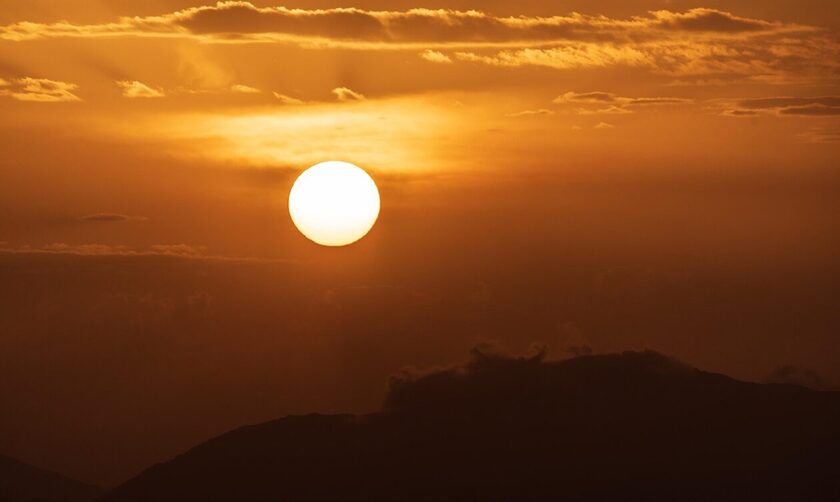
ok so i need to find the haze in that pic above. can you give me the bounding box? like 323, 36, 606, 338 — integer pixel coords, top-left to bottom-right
0, 0, 838, 488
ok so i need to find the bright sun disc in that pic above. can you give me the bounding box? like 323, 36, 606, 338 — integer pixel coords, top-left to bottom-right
288, 161, 381, 246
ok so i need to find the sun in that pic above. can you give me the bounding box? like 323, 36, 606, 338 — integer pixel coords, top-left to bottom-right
288, 161, 381, 246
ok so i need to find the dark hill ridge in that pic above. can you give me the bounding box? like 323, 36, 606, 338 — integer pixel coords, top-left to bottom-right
0, 454, 100, 502
100, 350, 840, 501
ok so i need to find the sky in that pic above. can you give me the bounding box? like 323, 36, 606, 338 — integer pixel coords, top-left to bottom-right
0, 0, 838, 487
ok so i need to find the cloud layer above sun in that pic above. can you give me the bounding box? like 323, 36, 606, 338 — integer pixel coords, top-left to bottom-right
1, 2, 837, 84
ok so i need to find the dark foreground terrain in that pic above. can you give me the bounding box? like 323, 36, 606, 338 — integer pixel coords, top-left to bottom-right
0, 454, 100, 502
89, 350, 839, 501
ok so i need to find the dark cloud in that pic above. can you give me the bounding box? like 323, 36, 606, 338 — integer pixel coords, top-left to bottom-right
778, 105, 840, 116
722, 109, 761, 117
729, 96, 840, 117
554, 92, 692, 106
738, 97, 840, 109
1, 242, 229, 259
79, 213, 143, 222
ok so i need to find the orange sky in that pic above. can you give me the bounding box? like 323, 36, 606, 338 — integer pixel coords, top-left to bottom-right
0, 0, 838, 488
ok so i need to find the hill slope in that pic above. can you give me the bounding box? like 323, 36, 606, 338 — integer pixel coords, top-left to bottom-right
101, 351, 840, 501
0, 454, 100, 502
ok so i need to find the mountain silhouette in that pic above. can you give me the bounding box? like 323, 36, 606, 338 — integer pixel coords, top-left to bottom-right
100, 349, 840, 501
0, 454, 100, 502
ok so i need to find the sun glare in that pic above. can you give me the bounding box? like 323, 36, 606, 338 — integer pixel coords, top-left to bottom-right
288, 161, 380, 246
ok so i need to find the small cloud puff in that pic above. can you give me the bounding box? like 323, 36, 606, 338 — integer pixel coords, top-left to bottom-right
230, 84, 261, 94
332, 87, 365, 102
117, 80, 164, 98
419, 50, 452, 64
594, 122, 615, 129
273, 92, 305, 105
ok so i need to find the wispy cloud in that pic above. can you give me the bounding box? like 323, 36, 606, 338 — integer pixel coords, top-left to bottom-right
0, 77, 80, 102
3, 242, 207, 258
273, 92, 305, 105
554, 91, 691, 114
332, 86, 365, 102
79, 213, 148, 222
507, 109, 555, 117
116, 80, 165, 98
722, 96, 840, 117
230, 84, 261, 94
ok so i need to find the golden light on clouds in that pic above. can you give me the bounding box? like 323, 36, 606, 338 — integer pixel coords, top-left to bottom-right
110, 96, 464, 172
0, 77, 81, 102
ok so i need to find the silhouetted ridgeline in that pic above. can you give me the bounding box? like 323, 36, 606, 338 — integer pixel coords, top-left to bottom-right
95, 349, 840, 501
0, 454, 100, 502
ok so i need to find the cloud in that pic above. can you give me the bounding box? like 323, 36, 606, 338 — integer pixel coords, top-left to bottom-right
594, 122, 615, 129
79, 213, 147, 222
0, 4, 811, 44
272, 92, 304, 105
721, 109, 761, 117
148, 244, 207, 256
0, 4, 831, 82
575, 106, 633, 115
419, 50, 452, 64
506, 109, 555, 117
117, 80, 268, 98
737, 97, 840, 109
724, 96, 840, 117
553, 91, 616, 104
0, 77, 80, 102
454, 45, 651, 70
555, 91, 691, 106
2, 243, 208, 258
37, 243, 133, 255
553, 91, 691, 115
778, 105, 840, 116
650, 8, 779, 33
116, 80, 165, 98
332, 86, 365, 102
454, 36, 837, 82
229, 83, 260, 94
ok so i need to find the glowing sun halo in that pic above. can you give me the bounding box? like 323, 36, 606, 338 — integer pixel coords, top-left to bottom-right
289, 161, 381, 246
